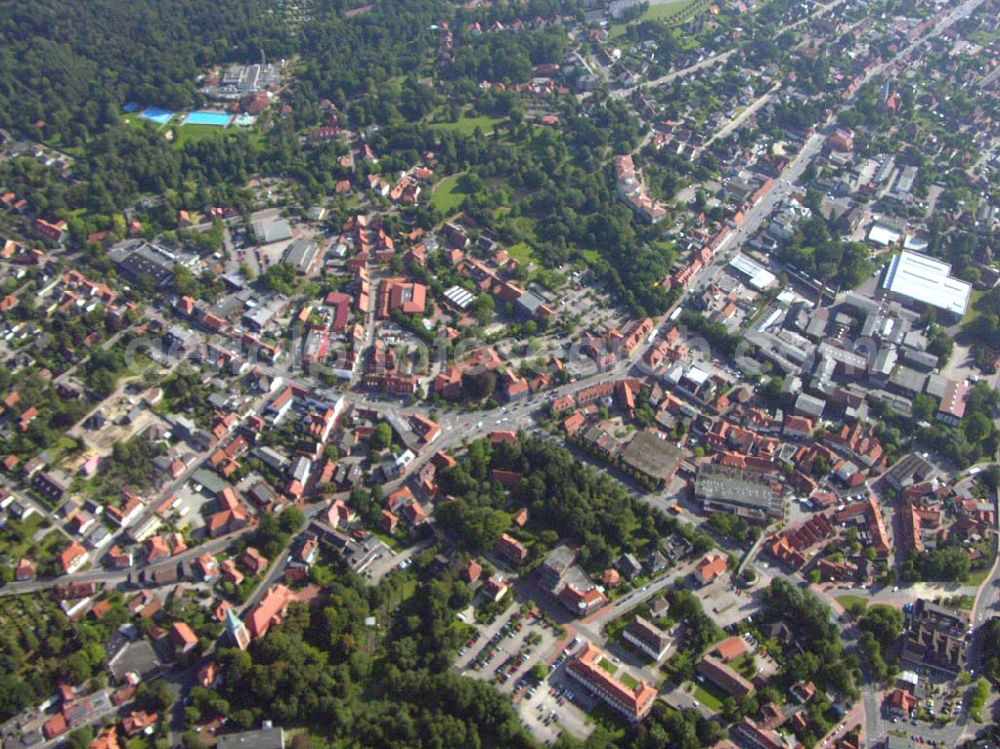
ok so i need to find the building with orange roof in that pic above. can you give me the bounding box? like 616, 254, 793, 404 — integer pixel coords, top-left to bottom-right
89, 726, 121, 749
461, 559, 483, 583
381, 509, 399, 533
144, 535, 171, 563
195, 553, 220, 582
107, 545, 132, 569
60, 541, 89, 574
15, 557, 36, 580
169, 622, 198, 654
198, 662, 219, 688
122, 711, 158, 737
713, 635, 750, 662
567, 642, 657, 721
207, 506, 250, 538
241, 547, 269, 575
377, 277, 427, 318
220, 558, 244, 585
403, 501, 428, 526
558, 583, 608, 616
44, 713, 69, 740
697, 655, 755, 698
245, 584, 302, 640
695, 553, 727, 584
497, 533, 529, 566
327, 496, 357, 526
884, 688, 917, 718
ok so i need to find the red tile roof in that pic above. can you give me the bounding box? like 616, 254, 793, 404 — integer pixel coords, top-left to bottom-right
714, 635, 750, 662
568, 642, 657, 720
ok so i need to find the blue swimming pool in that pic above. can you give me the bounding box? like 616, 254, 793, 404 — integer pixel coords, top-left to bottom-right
140, 107, 175, 125
183, 110, 233, 127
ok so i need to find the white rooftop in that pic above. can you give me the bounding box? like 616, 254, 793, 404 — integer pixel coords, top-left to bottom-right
868, 224, 902, 247
882, 251, 971, 317
685, 365, 712, 386
443, 285, 475, 310
729, 253, 777, 291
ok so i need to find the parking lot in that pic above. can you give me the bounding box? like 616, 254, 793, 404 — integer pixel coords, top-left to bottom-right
182, 482, 219, 526
456, 607, 554, 686
455, 608, 595, 744
366, 538, 430, 582
518, 666, 595, 746
693, 572, 765, 629
559, 279, 630, 333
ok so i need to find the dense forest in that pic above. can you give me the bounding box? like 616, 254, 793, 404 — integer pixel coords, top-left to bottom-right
0, 0, 295, 141
0, 0, 579, 140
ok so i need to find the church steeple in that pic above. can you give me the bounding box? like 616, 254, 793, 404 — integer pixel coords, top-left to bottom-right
226, 606, 251, 650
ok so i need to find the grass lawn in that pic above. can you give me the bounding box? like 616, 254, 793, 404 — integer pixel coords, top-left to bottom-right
47, 435, 80, 462
940, 594, 975, 610
171, 123, 230, 146
581, 249, 602, 264
398, 578, 418, 602
430, 113, 505, 136
836, 594, 869, 613
732, 652, 757, 678
585, 702, 627, 739
1, 515, 46, 560
692, 683, 725, 711
122, 115, 159, 131
371, 529, 404, 553
619, 672, 640, 690
431, 174, 469, 214
507, 241, 536, 266
611, 0, 702, 35
598, 656, 618, 676
963, 288, 985, 328
965, 568, 991, 586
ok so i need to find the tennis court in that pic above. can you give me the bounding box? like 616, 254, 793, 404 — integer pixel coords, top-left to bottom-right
140, 107, 175, 125
183, 110, 233, 127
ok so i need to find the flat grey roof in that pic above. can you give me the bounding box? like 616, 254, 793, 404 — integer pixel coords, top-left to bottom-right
620, 430, 681, 480
283, 239, 318, 271
695, 463, 782, 513
253, 218, 293, 245
216, 728, 285, 749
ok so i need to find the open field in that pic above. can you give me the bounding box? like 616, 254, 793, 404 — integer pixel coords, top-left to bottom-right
430, 113, 505, 136
692, 683, 725, 711
611, 0, 707, 36
835, 594, 868, 613
507, 241, 537, 266
432, 174, 469, 214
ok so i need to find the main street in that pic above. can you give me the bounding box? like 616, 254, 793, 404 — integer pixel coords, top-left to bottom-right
0, 527, 255, 597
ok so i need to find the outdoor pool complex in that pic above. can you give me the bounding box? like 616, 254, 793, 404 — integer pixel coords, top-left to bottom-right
140, 107, 175, 125
183, 111, 233, 126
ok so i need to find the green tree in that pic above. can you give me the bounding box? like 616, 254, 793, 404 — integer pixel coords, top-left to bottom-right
371, 422, 393, 451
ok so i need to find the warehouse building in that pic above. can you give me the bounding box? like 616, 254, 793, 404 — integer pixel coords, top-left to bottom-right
881, 251, 971, 321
